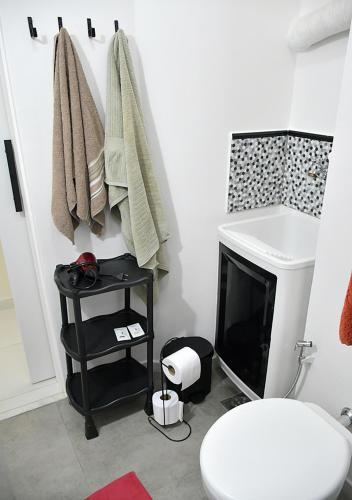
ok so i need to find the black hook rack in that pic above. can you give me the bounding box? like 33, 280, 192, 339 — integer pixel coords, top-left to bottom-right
87, 18, 95, 38
27, 17, 38, 38
27, 16, 119, 38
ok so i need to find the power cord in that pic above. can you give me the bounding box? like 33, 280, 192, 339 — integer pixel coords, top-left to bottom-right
148, 337, 192, 442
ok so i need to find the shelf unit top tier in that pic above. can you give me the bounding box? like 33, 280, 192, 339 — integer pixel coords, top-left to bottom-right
54, 254, 153, 298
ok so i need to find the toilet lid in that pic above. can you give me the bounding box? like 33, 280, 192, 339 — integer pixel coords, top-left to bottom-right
200, 399, 351, 500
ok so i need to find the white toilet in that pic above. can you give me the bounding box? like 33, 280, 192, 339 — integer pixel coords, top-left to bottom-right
200, 399, 352, 500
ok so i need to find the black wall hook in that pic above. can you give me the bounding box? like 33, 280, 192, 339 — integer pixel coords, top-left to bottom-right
87, 18, 95, 38
58, 17, 63, 30
27, 17, 38, 38
114, 20, 119, 32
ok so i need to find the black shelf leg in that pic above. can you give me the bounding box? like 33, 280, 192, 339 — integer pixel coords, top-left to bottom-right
145, 337, 153, 415
144, 281, 154, 416
85, 415, 98, 440
144, 393, 153, 416
61, 294, 74, 379
125, 287, 130, 310
124, 288, 131, 359
73, 297, 99, 439
59, 293, 69, 326
65, 353, 73, 378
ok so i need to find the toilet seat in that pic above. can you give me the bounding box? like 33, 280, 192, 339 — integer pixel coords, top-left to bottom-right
200, 399, 351, 500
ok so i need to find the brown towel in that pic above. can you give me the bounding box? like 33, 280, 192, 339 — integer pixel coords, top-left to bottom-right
52, 28, 106, 243
339, 274, 352, 345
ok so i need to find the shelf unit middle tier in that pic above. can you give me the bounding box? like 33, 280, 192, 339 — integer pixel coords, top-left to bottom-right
61, 308, 152, 361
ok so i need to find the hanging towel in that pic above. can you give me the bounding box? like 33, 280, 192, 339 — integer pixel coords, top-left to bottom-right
105, 30, 169, 279
52, 28, 106, 243
339, 274, 352, 345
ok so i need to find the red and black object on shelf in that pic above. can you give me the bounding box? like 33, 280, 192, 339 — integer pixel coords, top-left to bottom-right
66, 252, 100, 289
57, 252, 131, 290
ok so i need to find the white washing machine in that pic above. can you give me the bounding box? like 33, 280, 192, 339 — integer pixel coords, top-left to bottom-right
215, 205, 319, 399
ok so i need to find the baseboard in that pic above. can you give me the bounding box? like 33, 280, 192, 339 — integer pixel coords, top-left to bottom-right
343, 477, 352, 496
0, 297, 14, 310
218, 357, 260, 400
0, 379, 65, 421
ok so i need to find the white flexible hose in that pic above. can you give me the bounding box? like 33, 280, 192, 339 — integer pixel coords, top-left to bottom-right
287, 0, 352, 52
284, 363, 303, 399
284, 353, 314, 398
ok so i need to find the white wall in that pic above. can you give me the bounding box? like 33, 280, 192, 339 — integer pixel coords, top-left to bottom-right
0, 0, 299, 379
297, 27, 352, 419
287, 0, 352, 421
133, 0, 299, 354
289, 0, 349, 134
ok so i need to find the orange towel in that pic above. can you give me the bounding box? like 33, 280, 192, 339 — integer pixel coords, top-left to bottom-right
339, 274, 352, 345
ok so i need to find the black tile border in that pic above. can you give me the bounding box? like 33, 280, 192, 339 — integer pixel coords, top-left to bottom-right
231, 130, 287, 140
288, 130, 333, 142
231, 130, 333, 143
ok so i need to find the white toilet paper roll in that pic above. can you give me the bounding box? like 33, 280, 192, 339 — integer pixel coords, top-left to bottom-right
152, 390, 183, 426
162, 347, 201, 390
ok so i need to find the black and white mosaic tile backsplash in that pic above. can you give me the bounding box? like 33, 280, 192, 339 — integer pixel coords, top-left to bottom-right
227, 131, 333, 218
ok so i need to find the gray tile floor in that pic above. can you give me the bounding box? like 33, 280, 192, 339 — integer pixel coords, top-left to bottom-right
0, 365, 351, 500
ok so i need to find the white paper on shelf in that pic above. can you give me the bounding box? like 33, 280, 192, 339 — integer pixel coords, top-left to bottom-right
114, 327, 131, 342
128, 323, 145, 338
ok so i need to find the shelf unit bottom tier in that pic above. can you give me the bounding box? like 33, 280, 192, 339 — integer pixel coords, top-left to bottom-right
67, 357, 150, 414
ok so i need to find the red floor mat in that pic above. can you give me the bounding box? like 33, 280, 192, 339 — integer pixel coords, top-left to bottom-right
86, 471, 152, 500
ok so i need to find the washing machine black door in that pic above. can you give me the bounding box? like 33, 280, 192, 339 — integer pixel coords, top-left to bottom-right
215, 243, 277, 398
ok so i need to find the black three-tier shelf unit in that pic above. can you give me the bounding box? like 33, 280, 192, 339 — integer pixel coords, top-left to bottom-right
54, 254, 154, 439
